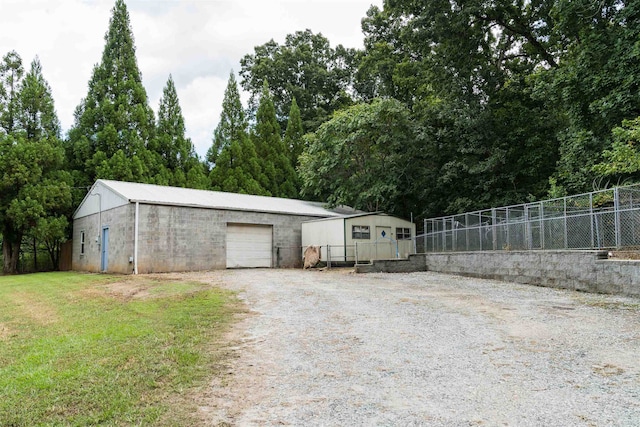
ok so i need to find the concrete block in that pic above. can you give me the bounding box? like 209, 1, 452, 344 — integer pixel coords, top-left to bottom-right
540, 276, 560, 287
574, 279, 597, 293
573, 270, 597, 283
623, 281, 640, 298
596, 281, 623, 295
513, 275, 533, 285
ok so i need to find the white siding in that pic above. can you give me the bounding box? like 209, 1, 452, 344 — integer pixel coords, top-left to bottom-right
345, 215, 416, 261
73, 181, 129, 219
302, 218, 345, 261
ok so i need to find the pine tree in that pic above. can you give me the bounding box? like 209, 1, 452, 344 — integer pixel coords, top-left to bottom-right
284, 97, 304, 166
153, 74, 205, 187
252, 80, 297, 198
66, 0, 156, 187
207, 72, 246, 165
0, 51, 24, 135
208, 72, 267, 195
0, 55, 72, 273
19, 57, 60, 140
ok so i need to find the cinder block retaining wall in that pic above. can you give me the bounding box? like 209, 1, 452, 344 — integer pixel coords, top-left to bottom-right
356, 251, 640, 298
356, 254, 427, 274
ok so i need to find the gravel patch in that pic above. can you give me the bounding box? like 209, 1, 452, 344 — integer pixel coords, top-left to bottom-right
185, 269, 640, 426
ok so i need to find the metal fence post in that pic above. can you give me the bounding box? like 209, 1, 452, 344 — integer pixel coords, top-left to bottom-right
465, 213, 469, 251
492, 208, 497, 250
540, 202, 545, 249
327, 245, 332, 269
589, 193, 594, 248
451, 217, 456, 251
355, 242, 358, 264
479, 212, 483, 251
563, 196, 568, 249
423, 219, 427, 252
525, 205, 530, 249
614, 187, 621, 248
506, 207, 510, 249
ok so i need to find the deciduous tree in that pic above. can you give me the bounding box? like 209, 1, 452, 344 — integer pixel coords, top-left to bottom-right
543, 0, 640, 194
593, 117, 640, 183
356, 0, 564, 215
299, 98, 417, 216
240, 30, 356, 132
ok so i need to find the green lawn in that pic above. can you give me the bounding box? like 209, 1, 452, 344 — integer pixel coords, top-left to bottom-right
0, 272, 239, 426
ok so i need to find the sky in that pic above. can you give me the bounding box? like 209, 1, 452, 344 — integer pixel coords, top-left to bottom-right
0, 0, 382, 158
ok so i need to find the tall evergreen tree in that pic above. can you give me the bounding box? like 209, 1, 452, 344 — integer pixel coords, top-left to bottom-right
283, 97, 304, 167
0, 51, 24, 135
208, 72, 266, 195
66, 0, 156, 187
207, 72, 246, 166
252, 81, 297, 198
19, 57, 60, 140
153, 74, 206, 187
0, 55, 72, 273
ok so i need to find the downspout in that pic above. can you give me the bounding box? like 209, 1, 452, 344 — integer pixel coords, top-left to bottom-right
343, 217, 347, 263
134, 201, 139, 274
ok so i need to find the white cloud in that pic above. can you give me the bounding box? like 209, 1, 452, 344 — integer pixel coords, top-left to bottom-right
179, 74, 229, 156
0, 0, 382, 158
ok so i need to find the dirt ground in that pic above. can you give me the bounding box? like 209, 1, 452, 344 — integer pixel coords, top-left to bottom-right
158, 269, 640, 426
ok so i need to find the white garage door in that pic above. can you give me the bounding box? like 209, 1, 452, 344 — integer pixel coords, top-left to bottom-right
226, 224, 273, 268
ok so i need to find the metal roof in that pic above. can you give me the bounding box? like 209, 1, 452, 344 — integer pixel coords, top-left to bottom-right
88, 180, 356, 218
301, 212, 387, 223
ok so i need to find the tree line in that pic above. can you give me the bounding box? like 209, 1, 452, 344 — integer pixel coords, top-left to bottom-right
2, 0, 639, 273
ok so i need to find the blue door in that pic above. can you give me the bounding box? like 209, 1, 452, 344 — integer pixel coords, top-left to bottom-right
101, 227, 109, 272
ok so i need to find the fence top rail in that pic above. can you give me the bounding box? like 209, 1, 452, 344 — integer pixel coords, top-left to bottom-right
424, 183, 640, 224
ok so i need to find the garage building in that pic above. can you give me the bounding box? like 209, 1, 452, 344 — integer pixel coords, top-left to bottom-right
72, 180, 354, 273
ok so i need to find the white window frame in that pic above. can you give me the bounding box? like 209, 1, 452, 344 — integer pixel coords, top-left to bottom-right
352, 225, 371, 240
396, 227, 411, 240
80, 230, 85, 255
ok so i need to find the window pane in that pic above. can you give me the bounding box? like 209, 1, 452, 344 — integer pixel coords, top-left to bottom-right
396, 227, 411, 240
352, 225, 370, 239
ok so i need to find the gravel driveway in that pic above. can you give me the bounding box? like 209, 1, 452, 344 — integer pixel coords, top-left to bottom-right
186, 269, 639, 426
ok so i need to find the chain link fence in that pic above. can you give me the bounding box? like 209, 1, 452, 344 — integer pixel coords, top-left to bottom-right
418, 184, 640, 252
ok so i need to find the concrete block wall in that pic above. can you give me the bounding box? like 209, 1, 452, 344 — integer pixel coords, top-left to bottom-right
423, 251, 640, 298
136, 204, 319, 273
355, 254, 428, 273
356, 250, 640, 298
137, 204, 222, 273
74, 203, 323, 274
72, 204, 135, 274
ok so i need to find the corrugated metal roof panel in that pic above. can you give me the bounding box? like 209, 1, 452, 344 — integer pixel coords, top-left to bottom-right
94, 180, 354, 218
302, 212, 387, 223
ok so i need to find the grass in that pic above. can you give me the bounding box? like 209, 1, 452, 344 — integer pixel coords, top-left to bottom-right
0, 272, 240, 426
